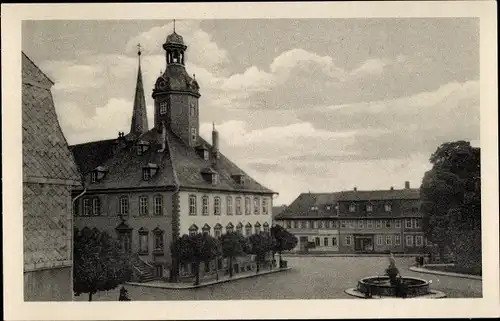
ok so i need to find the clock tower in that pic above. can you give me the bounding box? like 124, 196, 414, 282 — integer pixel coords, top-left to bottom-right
152, 23, 201, 147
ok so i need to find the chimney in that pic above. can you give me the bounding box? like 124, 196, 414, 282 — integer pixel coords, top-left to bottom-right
113, 132, 126, 155
390, 186, 394, 191
353, 187, 357, 192
211, 122, 220, 163
405, 181, 410, 189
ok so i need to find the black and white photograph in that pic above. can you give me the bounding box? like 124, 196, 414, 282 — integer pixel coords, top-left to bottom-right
2, 2, 499, 320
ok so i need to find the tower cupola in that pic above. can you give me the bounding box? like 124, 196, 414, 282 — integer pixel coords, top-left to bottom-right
162, 20, 187, 66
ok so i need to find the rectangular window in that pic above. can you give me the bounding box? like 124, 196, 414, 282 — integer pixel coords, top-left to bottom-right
313, 221, 318, 229
386, 235, 392, 245
349, 204, 356, 212
358, 220, 364, 229
367, 220, 373, 229
377, 235, 383, 246
405, 219, 412, 229
415, 235, 423, 247
405, 235, 414, 247
395, 234, 401, 245
286, 221, 292, 229
154, 233, 164, 250
154, 196, 163, 216
91, 172, 97, 183
159, 101, 168, 114
189, 195, 197, 216
191, 127, 197, 142
92, 198, 100, 216
245, 197, 251, 215
293, 221, 299, 228
340, 220, 346, 228
376, 220, 382, 229
413, 218, 421, 229
202, 196, 209, 216
119, 197, 129, 216
139, 196, 148, 216
254, 197, 260, 215
324, 237, 328, 246
139, 233, 148, 254
300, 221, 306, 229
226, 196, 233, 215
395, 220, 401, 228
236, 197, 242, 215
366, 204, 373, 212
214, 197, 221, 215
262, 198, 269, 215
349, 220, 355, 228
83, 199, 90, 216
385, 204, 392, 212
143, 168, 151, 181
332, 237, 337, 246
385, 220, 391, 228
345, 235, 352, 246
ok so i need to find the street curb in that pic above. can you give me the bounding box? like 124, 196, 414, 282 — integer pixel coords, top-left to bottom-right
126, 267, 291, 290
409, 266, 482, 280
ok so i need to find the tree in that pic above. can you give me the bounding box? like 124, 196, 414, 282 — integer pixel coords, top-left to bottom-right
220, 232, 247, 278
420, 141, 481, 266
73, 227, 132, 301
270, 224, 298, 265
171, 233, 221, 285
246, 232, 275, 273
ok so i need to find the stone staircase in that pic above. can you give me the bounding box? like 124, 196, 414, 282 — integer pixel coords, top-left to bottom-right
132, 256, 156, 283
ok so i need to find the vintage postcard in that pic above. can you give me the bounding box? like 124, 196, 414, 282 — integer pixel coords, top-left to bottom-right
2, 1, 499, 320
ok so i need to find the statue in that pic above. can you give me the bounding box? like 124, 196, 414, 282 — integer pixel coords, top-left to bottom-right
118, 286, 131, 301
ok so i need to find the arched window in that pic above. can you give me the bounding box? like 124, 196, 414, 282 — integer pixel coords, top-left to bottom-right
263, 222, 270, 233
202, 224, 211, 235
226, 222, 234, 234
254, 221, 261, 234
214, 223, 222, 238
236, 222, 243, 234
245, 223, 252, 236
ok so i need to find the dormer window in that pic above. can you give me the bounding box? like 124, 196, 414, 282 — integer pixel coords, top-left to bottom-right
366, 204, 373, 212
310, 206, 319, 211
195, 144, 210, 160
143, 163, 158, 181
349, 204, 356, 213
159, 101, 168, 115
201, 168, 218, 185
232, 173, 246, 185
90, 166, 107, 183
325, 205, 331, 211
384, 203, 392, 212
136, 141, 150, 156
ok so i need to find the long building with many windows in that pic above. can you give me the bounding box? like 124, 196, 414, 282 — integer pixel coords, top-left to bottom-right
274, 182, 426, 254
71, 28, 274, 281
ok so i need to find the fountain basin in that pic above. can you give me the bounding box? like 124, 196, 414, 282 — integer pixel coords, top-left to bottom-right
356, 276, 430, 297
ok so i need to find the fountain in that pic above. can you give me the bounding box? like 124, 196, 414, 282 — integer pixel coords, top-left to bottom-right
345, 253, 446, 299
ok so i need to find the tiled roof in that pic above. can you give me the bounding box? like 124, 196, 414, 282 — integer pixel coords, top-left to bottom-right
335, 189, 420, 201
272, 205, 287, 218
22, 52, 81, 184
275, 188, 420, 219
70, 128, 274, 194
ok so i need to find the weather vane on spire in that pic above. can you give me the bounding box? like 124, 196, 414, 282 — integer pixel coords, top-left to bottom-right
137, 43, 142, 56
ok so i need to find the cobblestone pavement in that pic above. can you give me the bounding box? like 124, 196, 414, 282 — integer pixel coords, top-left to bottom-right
73, 256, 482, 301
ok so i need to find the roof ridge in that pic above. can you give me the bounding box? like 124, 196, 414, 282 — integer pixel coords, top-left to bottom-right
69, 138, 116, 148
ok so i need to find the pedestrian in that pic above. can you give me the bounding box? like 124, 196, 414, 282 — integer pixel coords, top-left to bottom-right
118, 286, 131, 301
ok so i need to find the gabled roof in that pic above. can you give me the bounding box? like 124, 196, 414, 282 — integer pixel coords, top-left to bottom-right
70, 127, 274, 193
22, 52, 81, 185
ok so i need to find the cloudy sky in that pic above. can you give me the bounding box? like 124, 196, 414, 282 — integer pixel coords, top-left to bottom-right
22, 18, 480, 205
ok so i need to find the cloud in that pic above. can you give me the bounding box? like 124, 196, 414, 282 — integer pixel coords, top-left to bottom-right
350, 58, 389, 76
40, 60, 103, 92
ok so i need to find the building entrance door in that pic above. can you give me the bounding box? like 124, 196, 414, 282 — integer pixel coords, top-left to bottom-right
119, 232, 132, 253
300, 236, 308, 251
355, 235, 374, 252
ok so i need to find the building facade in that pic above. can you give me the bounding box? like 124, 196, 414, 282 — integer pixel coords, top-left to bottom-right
22, 52, 82, 301
275, 182, 426, 254
70, 29, 274, 281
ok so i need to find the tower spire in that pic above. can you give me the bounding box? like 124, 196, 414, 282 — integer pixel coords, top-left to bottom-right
173, 19, 176, 32
129, 43, 149, 136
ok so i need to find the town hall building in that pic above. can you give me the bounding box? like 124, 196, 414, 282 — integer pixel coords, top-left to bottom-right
71, 28, 275, 281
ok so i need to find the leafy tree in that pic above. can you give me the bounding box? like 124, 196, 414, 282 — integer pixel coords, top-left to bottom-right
420, 141, 481, 266
270, 224, 298, 264
73, 227, 132, 301
220, 232, 247, 278
246, 232, 275, 273
171, 233, 221, 285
